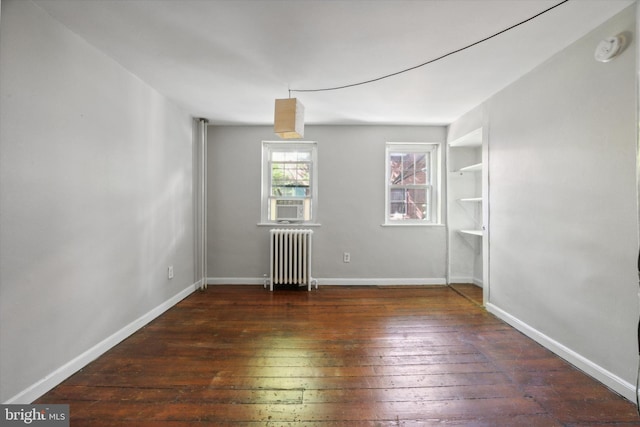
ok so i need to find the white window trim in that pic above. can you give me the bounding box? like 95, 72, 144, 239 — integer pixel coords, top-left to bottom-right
384, 142, 442, 226
260, 141, 318, 225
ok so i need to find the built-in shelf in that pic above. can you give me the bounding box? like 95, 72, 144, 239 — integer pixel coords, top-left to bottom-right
449, 128, 482, 148
459, 229, 483, 237
457, 162, 482, 173
448, 126, 485, 288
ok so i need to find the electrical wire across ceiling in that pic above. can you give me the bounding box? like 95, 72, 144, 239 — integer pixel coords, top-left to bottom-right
289, 0, 570, 95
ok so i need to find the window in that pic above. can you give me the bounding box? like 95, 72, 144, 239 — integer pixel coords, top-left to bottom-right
262, 141, 317, 223
385, 143, 440, 225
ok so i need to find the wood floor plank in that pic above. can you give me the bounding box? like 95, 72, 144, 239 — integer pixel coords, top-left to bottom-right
35, 285, 640, 425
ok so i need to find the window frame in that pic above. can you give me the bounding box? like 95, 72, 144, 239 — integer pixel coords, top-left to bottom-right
261, 141, 318, 224
384, 142, 442, 226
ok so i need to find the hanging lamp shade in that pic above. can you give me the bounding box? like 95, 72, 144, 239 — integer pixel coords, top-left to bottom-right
274, 98, 304, 139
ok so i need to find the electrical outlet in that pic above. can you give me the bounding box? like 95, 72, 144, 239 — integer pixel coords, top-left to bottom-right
168, 266, 174, 279
343, 252, 350, 263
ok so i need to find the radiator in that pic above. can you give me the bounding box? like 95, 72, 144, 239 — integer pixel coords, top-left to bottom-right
267, 229, 316, 291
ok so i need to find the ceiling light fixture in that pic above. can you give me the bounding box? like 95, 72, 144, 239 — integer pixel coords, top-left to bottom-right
274, 98, 304, 139
273, 0, 568, 138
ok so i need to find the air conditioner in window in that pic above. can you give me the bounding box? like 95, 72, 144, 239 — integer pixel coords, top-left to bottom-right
275, 199, 305, 222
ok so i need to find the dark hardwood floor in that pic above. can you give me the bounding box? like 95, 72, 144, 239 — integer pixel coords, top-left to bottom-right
449, 283, 483, 306
36, 285, 639, 426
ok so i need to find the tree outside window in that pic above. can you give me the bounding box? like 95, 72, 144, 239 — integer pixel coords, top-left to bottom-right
261, 142, 317, 223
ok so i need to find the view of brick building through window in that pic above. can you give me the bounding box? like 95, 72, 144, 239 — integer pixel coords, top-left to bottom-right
388, 151, 430, 220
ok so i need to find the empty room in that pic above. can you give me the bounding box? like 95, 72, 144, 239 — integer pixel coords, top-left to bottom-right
1, 0, 640, 425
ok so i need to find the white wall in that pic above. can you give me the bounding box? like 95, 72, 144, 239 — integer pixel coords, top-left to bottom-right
207, 125, 448, 285
451, 5, 637, 399
0, 0, 196, 402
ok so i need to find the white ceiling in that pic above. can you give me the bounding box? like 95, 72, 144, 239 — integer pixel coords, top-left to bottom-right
34, 0, 634, 126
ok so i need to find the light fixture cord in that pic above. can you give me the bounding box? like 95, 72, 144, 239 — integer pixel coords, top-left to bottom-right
290, 0, 569, 93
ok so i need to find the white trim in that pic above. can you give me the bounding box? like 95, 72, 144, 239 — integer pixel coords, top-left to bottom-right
448, 276, 475, 284
207, 277, 265, 285
257, 222, 322, 227
4, 282, 198, 404
450, 276, 483, 287
486, 302, 636, 402
380, 223, 445, 227
207, 277, 447, 286
316, 278, 446, 286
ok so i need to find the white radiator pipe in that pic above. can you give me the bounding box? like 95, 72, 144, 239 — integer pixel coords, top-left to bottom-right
199, 118, 208, 290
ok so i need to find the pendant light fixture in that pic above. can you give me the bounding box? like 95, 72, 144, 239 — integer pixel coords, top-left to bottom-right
274, 98, 304, 139
274, 2, 569, 139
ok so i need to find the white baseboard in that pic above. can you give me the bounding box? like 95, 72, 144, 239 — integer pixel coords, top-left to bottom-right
449, 276, 483, 287
486, 302, 636, 402
5, 282, 198, 404
207, 277, 447, 286
449, 276, 474, 284
207, 277, 265, 285
319, 278, 446, 286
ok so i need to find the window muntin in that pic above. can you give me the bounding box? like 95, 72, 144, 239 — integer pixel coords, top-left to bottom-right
271, 160, 310, 197
385, 143, 440, 224
262, 142, 317, 223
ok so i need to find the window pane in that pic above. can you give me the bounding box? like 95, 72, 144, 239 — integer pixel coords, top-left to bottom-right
389, 152, 430, 186
389, 153, 403, 185
272, 151, 311, 162
389, 189, 406, 219
271, 161, 310, 197
388, 187, 430, 220
412, 153, 428, 185
405, 188, 429, 220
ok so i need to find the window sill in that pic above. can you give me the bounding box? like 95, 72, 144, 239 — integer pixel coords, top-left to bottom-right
381, 223, 445, 227
257, 222, 322, 227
